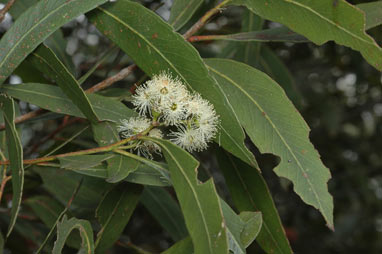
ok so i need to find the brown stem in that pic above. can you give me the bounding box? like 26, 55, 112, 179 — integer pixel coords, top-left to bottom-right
0, 0, 15, 23
0, 174, 11, 203
183, 0, 231, 39
187, 34, 225, 42
85, 64, 136, 93
0, 109, 45, 131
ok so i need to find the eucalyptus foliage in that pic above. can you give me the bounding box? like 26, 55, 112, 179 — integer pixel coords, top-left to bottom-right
0, 0, 380, 253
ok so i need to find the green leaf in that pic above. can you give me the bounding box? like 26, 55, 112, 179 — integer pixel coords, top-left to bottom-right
0, 0, 108, 85
207, 58, 333, 229
125, 162, 171, 187
58, 154, 114, 170
95, 183, 142, 253
1, 83, 135, 122
203, 27, 308, 43
33, 166, 110, 208
162, 237, 193, 254
239, 211, 262, 248
0, 95, 24, 237
231, 0, 382, 71
35, 160, 171, 187
141, 186, 188, 241
92, 121, 121, 147
106, 155, 140, 183
169, 0, 203, 31
52, 215, 94, 254
357, 1, 382, 30
26, 196, 65, 227
221, 200, 262, 253
44, 30, 76, 75
88, 0, 258, 167
259, 46, 303, 107
28, 44, 99, 123
216, 149, 292, 254
146, 137, 228, 254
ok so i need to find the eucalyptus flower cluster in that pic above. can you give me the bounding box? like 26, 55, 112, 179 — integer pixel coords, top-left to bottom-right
118, 72, 219, 158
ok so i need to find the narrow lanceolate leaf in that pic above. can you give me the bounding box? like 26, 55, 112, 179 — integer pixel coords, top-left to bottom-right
58, 154, 114, 170
231, 0, 382, 71
221, 200, 262, 254
207, 59, 333, 229
146, 137, 228, 254
201, 27, 308, 43
169, 0, 203, 31
0, 0, 107, 85
95, 183, 142, 253
141, 186, 188, 241
88, 0, 258, 168
53, 215, 94, 254
106, 155, 140, 183
1, 83, 135, 122
357, 1, 382, 30
29, 44, 99, 123
0, 95, 24, 237
216, 149, 293, 254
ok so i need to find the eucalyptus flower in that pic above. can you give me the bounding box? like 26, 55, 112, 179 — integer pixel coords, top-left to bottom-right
120, 71, 219, 157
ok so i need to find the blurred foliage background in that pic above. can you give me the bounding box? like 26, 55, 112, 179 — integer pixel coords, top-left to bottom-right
0, 0, 381, 253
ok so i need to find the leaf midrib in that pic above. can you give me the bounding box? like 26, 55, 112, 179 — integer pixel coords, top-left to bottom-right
158, 141, 214, 253
208, 65, 325, 217
2, 85, 126, 119
276, 0, 374, 46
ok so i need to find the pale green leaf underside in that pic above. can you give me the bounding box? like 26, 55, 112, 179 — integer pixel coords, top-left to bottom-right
146, 137, 228, 254
231, 0, 382, 71
206, 59, 333, 229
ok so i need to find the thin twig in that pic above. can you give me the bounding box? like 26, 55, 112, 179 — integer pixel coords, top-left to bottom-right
0, 172, 11, 203
85, 64, 136, 93
0, 123, 156, 165
183, 0, 231, 39
0, 0, 15, 23
0, 109, 45, 131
